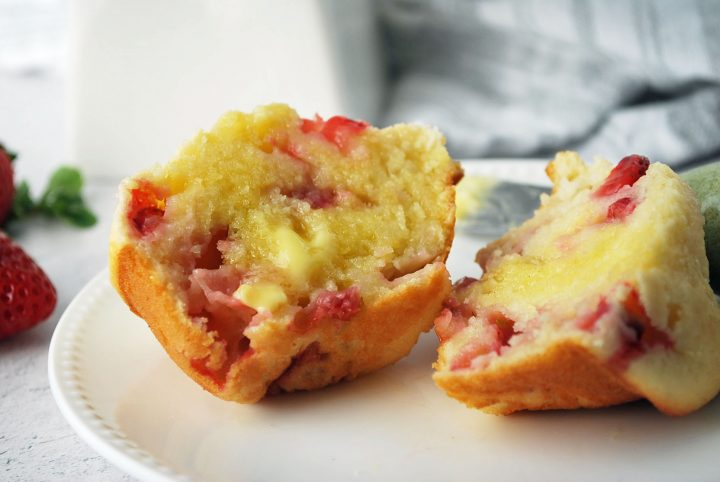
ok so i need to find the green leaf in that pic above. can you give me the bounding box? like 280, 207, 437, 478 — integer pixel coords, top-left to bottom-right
10, 181, 35, 220
38, 166, 97, 228
42, 192, 97, 227
42, 166, 83, 199
55, 200, 97, 227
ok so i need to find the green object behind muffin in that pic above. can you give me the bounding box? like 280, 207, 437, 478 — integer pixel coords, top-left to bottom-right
682, 162, 720, 291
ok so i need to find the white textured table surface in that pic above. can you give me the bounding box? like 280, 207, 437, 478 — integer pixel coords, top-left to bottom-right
0, 73, 132, 481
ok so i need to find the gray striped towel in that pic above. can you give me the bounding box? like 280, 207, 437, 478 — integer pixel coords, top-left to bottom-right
379, 0, 720, 166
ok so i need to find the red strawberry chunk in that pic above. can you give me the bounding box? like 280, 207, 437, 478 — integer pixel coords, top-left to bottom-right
292, 286, 363, 332
195, 228, 228, 271
610, 287, 673, 370
488, 312, 516, 350
186, 264, 257, 388
0, 233, 57, 339
444, 297, 475, 318
128, 180, 167, 236
577, 297, 610, 331
606, 197, 637, 221
301, 114, 369, 152
595, 155, 650, 197
623, 288, 673, 349
435, 308, 468, 343
300, 115, 324, 134
308, 286, 362, 323
435, 297, 475, 343
444, 305, 521, 370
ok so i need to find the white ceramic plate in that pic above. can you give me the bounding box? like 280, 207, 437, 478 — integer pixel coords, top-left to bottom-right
49, 161, 720, 482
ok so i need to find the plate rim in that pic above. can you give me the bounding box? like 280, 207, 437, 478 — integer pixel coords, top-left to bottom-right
48, 269, 187, 482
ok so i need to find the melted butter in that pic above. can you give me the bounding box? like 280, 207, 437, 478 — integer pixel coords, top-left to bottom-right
235, 281, 288, 312
272, 224, 335, 285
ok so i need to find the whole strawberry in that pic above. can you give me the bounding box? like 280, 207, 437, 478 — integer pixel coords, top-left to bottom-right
0, 144, 16, 224
0, 232, 57, 339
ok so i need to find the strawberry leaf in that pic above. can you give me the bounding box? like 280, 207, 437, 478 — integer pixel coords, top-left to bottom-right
11, 181, 35, 219
42, 166, 83, 198
38, 166, 97, 227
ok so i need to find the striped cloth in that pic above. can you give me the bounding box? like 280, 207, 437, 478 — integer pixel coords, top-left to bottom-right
379, 0, 720, 166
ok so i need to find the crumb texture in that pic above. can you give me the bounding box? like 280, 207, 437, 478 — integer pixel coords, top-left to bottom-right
110, 104, 459, 402
435, 152, 720, 416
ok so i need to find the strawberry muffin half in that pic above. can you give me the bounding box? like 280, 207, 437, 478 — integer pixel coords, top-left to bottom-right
110, 104, 461, 402
434, 152, 720, 415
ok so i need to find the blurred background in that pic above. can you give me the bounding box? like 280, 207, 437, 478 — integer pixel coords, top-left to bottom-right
2, 0, 720, 184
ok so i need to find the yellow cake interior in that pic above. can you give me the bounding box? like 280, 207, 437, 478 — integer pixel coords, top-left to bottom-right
110, 104, 461, 399
434, 152, 720, 414
125, 104, 457, 309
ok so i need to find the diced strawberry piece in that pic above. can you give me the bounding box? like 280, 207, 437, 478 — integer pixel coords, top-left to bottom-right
128, 180, 167, 235
434, 308, 466, 343
194, 227, 228, 270
447, 312, 518, 370
186, 265, 257, 386
442, 309, 518, 369
433, 309, 454, 341
609, 287, 673, 370
623, 288, 673, 349
301, 114, 369, 152
434, 297, 475, 343
322, 116, 369, 151
444, 297, 475, 318
188, 266, 252, 317
595, 155, 650, 197
606, 197, 637, 221
308, 286, 362, 323
292, 286, 363, 332
300, 114, 324, 134
488, 312, 516, 350
577, 296, 610, 331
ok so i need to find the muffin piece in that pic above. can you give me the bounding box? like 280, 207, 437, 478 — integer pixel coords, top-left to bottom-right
434, 152, 720, 415
110, 104, 460, 402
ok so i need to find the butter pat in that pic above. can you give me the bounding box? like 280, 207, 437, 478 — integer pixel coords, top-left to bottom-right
235, 282, 288, 312
272, 224, 334, 283
274, 225, 312, 281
